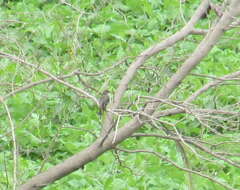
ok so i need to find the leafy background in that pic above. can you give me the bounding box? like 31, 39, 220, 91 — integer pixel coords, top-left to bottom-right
0, 0, 240, 189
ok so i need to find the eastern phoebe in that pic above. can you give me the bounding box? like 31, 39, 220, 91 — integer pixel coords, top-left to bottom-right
99, 90, 110, 115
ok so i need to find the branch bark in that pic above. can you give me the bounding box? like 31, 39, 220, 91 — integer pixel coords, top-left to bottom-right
100, 0, 211, 137
17, 0, 240, 189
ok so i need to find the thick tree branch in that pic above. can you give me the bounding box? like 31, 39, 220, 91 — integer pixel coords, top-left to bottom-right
18, 1, 240, 189
101, 0, 211, 136
145, 0, 240, 115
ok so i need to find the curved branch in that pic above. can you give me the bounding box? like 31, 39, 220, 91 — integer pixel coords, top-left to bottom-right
0, 97, 18, 190
0, 52, 99, 105
185, 70, 240, 103
18, 1, 240, 189
116, 148, 237, 190
145, 0, 240, 115
101, 0, 211, 136
3, 70, 79, 100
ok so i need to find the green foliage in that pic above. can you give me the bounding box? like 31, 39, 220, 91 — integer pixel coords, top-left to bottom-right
0, 0, 239, 189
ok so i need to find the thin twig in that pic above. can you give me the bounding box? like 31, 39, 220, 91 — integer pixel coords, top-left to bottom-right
0, 97, 18, 190
0, 51, 99, 105
117, 148, 237, 190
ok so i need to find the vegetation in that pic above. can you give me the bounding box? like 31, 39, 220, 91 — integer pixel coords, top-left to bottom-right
0, 0, 240, 190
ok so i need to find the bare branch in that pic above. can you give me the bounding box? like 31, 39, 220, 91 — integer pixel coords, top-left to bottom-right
116, 148, 237, 190
186, 70, 240, 103
0, 52, 99, 105
145, 0, 240, 114
17, 1, 240, 189
101, 0, 211, 137
3, 70, 79, 100
0, 97, 18, 190
154, 70, 240, 118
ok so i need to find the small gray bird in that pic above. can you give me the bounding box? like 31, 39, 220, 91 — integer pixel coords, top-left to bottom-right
98, 90, 110, 115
